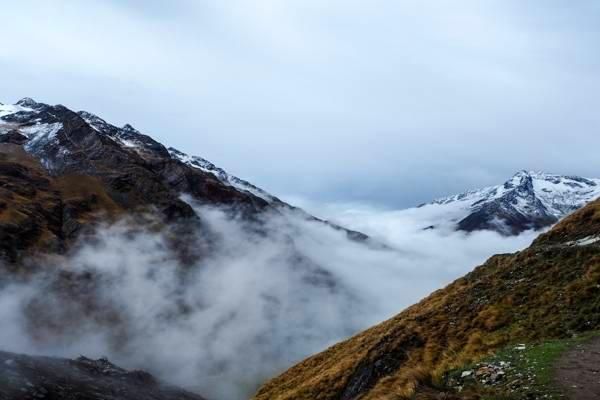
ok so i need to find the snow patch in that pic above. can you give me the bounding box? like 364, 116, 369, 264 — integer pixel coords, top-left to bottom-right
118, 138, 139, 149
19, 123, 63, 151
565, 236, 600, 247
169, 147, 275, 202
0, 103, 34, 118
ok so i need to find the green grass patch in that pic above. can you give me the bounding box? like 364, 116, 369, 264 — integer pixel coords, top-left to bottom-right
446, 331, 600, 400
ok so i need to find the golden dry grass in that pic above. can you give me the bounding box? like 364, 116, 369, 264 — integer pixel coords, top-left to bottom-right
54, 174, 122, 216
535, 198, 600, 246
0, 150, 123, 260
0, 143, 44, 170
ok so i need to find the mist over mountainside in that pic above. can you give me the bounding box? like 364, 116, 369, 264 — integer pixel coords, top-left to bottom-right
292, 170, 600, 249
0, 98, 597, 400
0, 98, 368, 262
313, 171, 600, 239
254, 197, 600, 400
0, 97, 381, 399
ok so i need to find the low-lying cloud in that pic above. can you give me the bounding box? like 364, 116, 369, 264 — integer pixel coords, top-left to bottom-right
0, 199, 537, 400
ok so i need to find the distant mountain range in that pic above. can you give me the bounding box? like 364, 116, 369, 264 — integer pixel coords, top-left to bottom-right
1, 97, 599, 400
417, 170, 600, 235
2, 98, 597, 244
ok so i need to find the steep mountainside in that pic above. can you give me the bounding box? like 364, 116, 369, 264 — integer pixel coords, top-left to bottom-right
417, 170, 600, 235
254, 198, 600, 400
0, 98, 365, 263
0, 143, 122, 264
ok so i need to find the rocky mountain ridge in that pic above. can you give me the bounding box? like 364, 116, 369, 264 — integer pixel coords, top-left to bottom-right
0, 97, 366, 263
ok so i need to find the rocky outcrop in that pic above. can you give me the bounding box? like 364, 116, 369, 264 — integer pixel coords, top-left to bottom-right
0, 351, 205, 400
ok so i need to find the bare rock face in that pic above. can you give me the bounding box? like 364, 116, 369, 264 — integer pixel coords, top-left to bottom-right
0, 131, 28, 145
0, 351, 206, 400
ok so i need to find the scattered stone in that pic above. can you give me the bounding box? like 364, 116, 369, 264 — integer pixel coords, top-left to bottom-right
452, 362, 510, 388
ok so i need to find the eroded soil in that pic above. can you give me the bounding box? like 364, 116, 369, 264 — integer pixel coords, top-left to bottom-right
553, 337, 600, 400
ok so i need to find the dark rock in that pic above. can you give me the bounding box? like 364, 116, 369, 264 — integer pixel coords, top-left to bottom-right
0, 350, 205, 400
340, 334, 425, 400
0, 131, 28, 145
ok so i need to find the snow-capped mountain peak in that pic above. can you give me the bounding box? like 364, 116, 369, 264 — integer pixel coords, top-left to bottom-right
16, 97, 43, 109
0, 98, 279, 205
423, 171, 600, 235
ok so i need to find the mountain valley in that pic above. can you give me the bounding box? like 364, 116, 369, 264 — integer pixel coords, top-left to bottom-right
0, 98, 598, 400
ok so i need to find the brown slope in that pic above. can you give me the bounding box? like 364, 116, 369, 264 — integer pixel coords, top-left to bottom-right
253, 199, 600, 400
0, 143, 123, 264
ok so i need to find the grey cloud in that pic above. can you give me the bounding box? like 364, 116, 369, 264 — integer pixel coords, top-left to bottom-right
1, 1, 599, 207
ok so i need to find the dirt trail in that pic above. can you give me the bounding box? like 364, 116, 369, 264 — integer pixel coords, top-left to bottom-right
553, 337, 600, 400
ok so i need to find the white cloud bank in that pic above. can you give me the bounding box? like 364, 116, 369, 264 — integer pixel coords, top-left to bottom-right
0, 201, 537, 400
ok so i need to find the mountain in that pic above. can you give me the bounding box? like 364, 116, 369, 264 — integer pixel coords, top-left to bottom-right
0, 97, 366, 263
417, 170, 600, 235
253, 197, 600, 400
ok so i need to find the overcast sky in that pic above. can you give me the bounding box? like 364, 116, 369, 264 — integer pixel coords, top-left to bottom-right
2, 0, 599, 207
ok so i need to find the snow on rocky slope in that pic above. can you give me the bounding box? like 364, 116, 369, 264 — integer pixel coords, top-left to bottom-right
0, 97, 369, 255
167, 147, 277, 203
80, 107, 278, 202
417, 171, 600, 235
1, 98, 279, 204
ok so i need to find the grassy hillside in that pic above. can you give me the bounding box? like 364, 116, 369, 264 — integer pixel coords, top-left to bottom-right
253, 199, 600, 400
